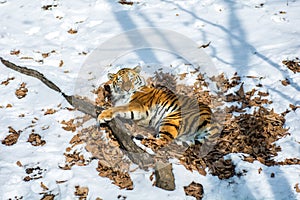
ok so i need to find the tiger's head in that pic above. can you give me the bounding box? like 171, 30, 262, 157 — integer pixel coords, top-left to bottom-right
108, 66, 146, 103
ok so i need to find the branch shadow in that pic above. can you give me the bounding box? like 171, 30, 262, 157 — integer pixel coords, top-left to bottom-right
113, 10, 160, 63
161, 0, 300, 93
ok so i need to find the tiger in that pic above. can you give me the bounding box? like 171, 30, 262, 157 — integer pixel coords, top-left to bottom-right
97, 66, 220, 145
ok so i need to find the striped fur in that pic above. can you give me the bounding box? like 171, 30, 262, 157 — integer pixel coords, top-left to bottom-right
98, 66, 219, 143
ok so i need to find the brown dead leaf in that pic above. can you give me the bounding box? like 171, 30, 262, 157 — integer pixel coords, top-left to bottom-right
63, 149, 89, 169
179, 73, 187, 80
40, 194, 55, 200
10, 49, 20, 55
69, 134, 83, 146
184, 182, 204, 200
16, 161, 23, 167
24, 166, 45, 182
42, 53, 50, 58
1, 77, 15, 85
75, 186, 89, 200
59, 60, 64, 67
68, 29, 78, 34
15, 82, 28, 99
236, 83, 245, 98
198, 41, 211, 49
61, 119, 76, 132
79, 51, 88, 55
44, 108, 57, 115
282, 58, 300, 73
118, 0, 134, 5
28, 133, 46, 146
23, 176, 31, 182
295, 183, 300, 193
281, 79, 290, 86
289, 104, 300, 111
40, 182, 49, 191
41, 125, 50, 130
244, 156, 255, 163
20, 56, 34, 60
2, 126, 21, 146
246, 75, 262, 79
42, 4, 58, 10
258, 167, 262, 174
258, 91, 269, 97
149, 172, 155, 181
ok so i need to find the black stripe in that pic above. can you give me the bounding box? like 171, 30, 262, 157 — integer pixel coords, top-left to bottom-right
183, 112, 199, 134
157, 105, 165, 116
179, 111, 191, 134
146, 110, 149, 117
167, 111, 181, 118
170, 104, 178, 112
130, 92, 149, 102
161, 99, 170, 108
159, 131, 175, 139
152, 89, 161, 104
131, 111, 134, 119
147, 94, 157, 106
137, 76, 142, 83
180, 97, 189, 107
161, 122, 179, 130
166, 98, 178, 112
196, 120, 209, 132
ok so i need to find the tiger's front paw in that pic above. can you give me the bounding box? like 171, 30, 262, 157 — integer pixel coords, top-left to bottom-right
97, 109, 113, 124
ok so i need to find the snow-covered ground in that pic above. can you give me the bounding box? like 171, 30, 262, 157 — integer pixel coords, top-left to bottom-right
1, 0, 300, 199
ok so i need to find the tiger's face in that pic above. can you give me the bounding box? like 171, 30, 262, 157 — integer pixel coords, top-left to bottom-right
108, 66, 145, 103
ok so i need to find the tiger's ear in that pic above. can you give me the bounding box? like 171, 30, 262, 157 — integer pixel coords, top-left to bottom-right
108, 73, 115, 80
133, 65, 141, 73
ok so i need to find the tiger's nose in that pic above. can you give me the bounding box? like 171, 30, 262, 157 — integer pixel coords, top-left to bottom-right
122, 81, 132, 92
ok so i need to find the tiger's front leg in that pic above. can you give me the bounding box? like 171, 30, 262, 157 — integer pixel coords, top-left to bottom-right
97, 108, 114, 123
97, 103, 147, 124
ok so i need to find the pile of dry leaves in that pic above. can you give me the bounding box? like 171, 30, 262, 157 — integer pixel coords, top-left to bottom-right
182, 72, 300, 181
63, 118, 133, 189
63, 68, 300, 196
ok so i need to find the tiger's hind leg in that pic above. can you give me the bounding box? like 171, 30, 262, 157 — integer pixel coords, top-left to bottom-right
194, 123, 221, 144
156, 111, 181, 144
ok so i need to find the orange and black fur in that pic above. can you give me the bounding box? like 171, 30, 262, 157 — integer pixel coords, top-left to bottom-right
97, 66, 219, 143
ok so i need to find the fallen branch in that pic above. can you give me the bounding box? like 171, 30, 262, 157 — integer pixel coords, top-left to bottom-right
1, 57, 175, 190
0, 57, 153, 167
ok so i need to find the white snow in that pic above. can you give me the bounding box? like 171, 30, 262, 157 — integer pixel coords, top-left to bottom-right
1, 0, 300, 199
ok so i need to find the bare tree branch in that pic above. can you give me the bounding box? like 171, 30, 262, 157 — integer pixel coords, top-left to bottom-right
0, 57, 175, 190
